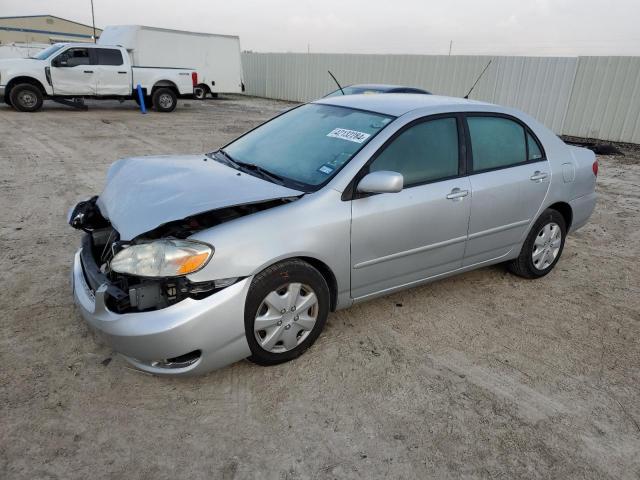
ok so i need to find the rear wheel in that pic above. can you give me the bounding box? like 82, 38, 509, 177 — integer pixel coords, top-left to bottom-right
194, 84, 208, 99
152, 88, 177, 112
9, 83, 43, 112
507, 209, 566, 279
245, 259, 330, 366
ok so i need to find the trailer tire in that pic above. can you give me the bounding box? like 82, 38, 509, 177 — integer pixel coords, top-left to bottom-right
152, 88, 177, 112
9, 83, 43, 112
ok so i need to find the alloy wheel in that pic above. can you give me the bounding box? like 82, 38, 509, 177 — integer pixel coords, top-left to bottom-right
532, 222, 562, 270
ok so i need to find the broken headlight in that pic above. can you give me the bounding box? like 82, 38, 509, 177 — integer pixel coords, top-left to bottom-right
110, 240, 213, 278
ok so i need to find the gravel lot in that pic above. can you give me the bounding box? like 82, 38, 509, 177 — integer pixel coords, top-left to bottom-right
1, 96, 639, 480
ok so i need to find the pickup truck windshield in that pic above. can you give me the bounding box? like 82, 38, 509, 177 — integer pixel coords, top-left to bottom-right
33, 44, 66, 60
221, 104, 394, 191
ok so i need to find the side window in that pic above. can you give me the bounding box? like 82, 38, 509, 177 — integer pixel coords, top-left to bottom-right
370, 117, 459, 186
527, 132, 544, 161
467, 116, 527, 171
56, 48, 91, 67
97, 48, 124, 66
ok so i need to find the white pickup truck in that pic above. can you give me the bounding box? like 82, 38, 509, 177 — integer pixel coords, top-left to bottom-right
0, 43, 196, 112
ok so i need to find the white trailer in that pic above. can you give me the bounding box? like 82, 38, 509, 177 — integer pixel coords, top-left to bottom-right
98, 25, 244, 99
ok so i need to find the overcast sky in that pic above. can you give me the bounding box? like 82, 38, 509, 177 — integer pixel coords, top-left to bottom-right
2, 0, 639, 55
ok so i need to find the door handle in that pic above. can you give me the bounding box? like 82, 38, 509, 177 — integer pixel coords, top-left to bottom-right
117, 71, 127, 74
83, 70, 94, 74
530, 171, 548, 182
446, 188, 469, 201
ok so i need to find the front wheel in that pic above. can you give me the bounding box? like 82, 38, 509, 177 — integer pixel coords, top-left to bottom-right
152, 88, 177, 112
507, 209, 567, 279
9, 83, 43, 112
245, 259, 330, 366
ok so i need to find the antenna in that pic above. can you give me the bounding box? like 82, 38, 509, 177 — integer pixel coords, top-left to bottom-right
328, 70, 344, 95
464, 60, 492, 99
90, 0, 97, 43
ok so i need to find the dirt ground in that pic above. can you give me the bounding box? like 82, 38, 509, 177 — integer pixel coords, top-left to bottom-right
1, 96, 639, 480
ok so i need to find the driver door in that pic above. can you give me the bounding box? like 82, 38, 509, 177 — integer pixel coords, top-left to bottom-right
350, 116, 472, 299
50, 47, 96, 96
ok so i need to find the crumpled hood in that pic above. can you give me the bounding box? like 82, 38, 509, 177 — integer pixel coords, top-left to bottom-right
96, 154, 303, 240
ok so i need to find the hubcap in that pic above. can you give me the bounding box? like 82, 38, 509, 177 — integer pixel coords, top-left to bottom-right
254, 282, 318, 353
158, 94, 173, 109
532, 222, 562, 270
18, 91, 37, 108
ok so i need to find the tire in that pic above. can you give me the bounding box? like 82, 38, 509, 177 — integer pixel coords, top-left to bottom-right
245, 259, 330, 366
507, 208, 567, 279
9, 83, 43, 112
152, 87, 177, 112
134, 94, 152, 109
193, 85, 208, 100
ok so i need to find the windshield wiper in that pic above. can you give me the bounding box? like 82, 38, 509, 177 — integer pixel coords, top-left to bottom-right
211, 150, 285, 185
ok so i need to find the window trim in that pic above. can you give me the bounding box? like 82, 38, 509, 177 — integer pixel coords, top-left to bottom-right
343, 112, 467, 200
463, 112, 547, 175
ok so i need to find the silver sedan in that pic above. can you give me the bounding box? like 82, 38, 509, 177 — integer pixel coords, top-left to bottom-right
69, 94, 597, 375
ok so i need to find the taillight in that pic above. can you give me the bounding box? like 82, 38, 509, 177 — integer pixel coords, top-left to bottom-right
592, 160, 599, 177
191, 72, 198, 87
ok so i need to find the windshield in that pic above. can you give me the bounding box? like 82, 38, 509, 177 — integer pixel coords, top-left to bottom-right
221, 104, 394, 190
33, 44, 66, 60
324, 86, 387, 98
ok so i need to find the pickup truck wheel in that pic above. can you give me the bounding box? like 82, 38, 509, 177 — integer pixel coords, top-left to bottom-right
245, 259, 330, 366
152, 88, 177, 112
194, 85, 207, 99
9, 83, 43, 112
507, 209, 566, 279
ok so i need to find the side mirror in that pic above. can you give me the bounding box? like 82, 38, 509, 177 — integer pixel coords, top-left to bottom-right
356, 171, 403, 194
52, 58, 67, 67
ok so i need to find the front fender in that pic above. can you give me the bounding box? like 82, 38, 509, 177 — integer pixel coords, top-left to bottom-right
187, 188, 352, 307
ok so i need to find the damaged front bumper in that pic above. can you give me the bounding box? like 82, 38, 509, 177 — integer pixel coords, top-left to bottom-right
72, 248, 252, 375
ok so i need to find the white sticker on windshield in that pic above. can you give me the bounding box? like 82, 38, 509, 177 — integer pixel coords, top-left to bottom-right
327, 128, 371, 144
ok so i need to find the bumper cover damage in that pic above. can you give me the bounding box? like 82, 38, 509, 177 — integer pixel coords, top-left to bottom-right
72, 249, 252, 374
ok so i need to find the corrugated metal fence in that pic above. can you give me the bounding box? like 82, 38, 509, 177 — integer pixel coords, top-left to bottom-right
241, 53, 640, 144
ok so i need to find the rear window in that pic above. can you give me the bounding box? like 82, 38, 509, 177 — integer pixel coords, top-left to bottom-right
96, 49, 123, 66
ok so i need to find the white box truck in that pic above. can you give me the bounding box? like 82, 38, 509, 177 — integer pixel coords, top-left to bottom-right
98, 25, 244, 99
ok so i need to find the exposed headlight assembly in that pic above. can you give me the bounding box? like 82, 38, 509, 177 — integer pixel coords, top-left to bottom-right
110, 240, 213, 278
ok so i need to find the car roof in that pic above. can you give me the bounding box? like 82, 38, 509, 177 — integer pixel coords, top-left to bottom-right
345, 83, 423, 91
314, 93, 492, 117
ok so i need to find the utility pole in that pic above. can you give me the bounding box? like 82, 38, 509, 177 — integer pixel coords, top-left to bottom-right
90, 0, 97, 43
448, 40, 453, 56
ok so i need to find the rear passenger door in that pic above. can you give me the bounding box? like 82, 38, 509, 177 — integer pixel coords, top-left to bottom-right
94, 48, 131, 96
463, 114, 550, 266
